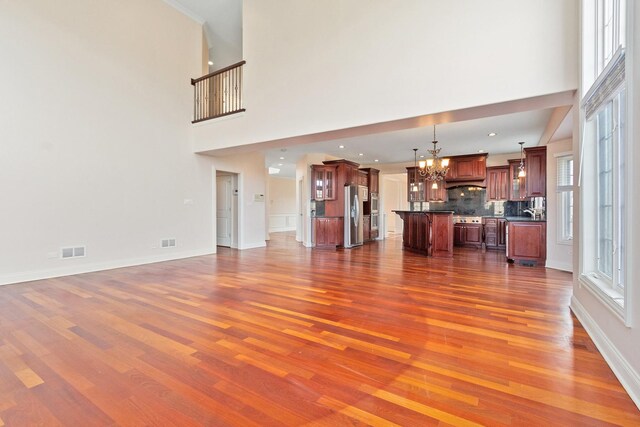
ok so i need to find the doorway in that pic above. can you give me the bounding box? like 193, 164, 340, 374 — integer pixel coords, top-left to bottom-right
216, 172, 237, 247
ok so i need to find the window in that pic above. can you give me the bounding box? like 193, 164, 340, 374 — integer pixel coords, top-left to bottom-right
556, 155, 573, 244
596, 0, 625, 75
580, 0, 628, 320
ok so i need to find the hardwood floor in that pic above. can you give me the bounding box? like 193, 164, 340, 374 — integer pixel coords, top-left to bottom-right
0, 232, 638, 426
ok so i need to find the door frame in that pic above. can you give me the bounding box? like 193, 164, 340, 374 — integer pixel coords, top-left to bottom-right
214, 170, 239, 250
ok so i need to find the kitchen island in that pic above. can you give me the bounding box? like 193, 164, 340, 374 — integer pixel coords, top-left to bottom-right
393, 210, 453, 257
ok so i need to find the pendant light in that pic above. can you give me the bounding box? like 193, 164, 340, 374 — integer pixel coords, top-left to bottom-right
518, 141, 526, 177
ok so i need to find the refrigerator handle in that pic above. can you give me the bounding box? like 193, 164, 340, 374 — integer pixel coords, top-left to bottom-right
353, 194, 359, 226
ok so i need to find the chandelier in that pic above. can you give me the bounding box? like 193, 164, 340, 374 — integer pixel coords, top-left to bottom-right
517, 141, 526, 177
417, 125, 450, 182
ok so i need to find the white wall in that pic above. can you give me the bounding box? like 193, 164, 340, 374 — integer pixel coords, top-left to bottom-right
570, 1, 640, 408
212, 152, 267, 249
193, 0, 578, 152
267, 176, 296, 232
0, 0, 216, 285
381, 174, 408, 235
545, 138, 573, 272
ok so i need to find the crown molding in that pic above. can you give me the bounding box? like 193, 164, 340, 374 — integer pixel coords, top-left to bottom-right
162, 0, 205, 25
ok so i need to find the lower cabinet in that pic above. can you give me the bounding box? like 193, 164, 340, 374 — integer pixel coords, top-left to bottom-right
507, 221, 546, 265
497, 219, 507, 247
313, 217, 344, 247
483, 218, 507, 250
363, 215, 371, 242
453, 223, 483, 248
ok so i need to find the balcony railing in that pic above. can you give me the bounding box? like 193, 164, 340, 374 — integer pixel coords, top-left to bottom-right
191, 60, 245, 123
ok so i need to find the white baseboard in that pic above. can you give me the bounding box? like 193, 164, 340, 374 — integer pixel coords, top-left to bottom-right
240, 241, 267, 250
268, 226, 296, 233
570, 296, 640, 409
0, 248, 215, 287
545, 259, 573, 272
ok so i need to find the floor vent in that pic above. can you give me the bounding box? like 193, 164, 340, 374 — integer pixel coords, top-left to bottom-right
161, 239, 176, 248
61, 246, 86, 259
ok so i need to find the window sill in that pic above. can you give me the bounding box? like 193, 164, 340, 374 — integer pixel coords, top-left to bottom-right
579, 274, 627, 326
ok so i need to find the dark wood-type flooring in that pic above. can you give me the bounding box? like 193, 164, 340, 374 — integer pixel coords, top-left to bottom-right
0, 232, 638, 426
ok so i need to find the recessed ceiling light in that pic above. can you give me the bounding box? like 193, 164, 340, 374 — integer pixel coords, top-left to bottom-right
279, 156, 285, 160
419, 155, 425, 158
208, 61, 213, 66
374, 159, 379, 162
358, 153, 364, 156
339, 145, 345, 149
478, 149, 485, 153
278, 163, 283, 166
488, 132, 497, 137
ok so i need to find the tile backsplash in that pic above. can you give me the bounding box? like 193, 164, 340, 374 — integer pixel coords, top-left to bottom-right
429, 186, 505, 216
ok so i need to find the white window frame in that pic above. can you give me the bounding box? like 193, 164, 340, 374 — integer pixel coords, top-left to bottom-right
579, 0, 630, 325
555, 153, 573, 245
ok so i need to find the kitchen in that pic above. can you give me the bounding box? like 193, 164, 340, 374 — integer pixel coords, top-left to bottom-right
310, 143, 551, 267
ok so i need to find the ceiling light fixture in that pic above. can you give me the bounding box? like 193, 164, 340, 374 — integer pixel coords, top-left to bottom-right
488, 132, 497, 137
478, 149, 485, 153
358, 153, 364, 156
374, 159, 379, 162
416, 125, 450, 188
278, 163, 283, 166
208, 61, 213, 66
339, 145, 345, 149
517, 141, 526, 177
279, 156, 285, 160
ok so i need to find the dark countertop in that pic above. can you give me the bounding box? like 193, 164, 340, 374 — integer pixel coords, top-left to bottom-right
312, 215, 343, 219
504, 216, 547, 222
392, 210, 454, 214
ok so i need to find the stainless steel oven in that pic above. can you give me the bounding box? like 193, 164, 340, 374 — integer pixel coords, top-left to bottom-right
370, 193, 379, 213
371, 212, 379, 231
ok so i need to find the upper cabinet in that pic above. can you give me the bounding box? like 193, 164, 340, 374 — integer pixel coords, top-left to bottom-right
446, 154, 488, 182
357, 170, 368, 186
310, 165, 336, 201
486, 166, 509, 201
406, 167, 426, 202
524, 146, 546, 197
364, 168, 380, 194
508, 159, 527, 201
426, 181, 447, 202
406, 167, 447, 202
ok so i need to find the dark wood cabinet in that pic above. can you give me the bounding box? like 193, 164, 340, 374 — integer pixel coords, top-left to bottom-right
426, 180, 447, 202
406, 167, 448, 202
446, 154, 487, 182
507, 221, 546, 265
483, 218, 498, 248
357, 170, 368, 186
310, 165, 336, 201
396, 211, 453, 257
363, 214, 371, 242
454, 223, 482, 248
406, 167, 425, 202
498, 218, 507, 248
486, 166, 509, 201
313, 217, 344, 247
525, 146, 547, 197
508, 159, 527, 201
482, 218, 507, 250
367, 168, 379, 193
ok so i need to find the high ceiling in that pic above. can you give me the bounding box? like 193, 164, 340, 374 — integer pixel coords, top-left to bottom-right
165, 1, 573, 179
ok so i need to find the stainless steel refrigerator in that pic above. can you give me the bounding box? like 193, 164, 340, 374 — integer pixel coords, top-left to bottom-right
344, 184, 366, 248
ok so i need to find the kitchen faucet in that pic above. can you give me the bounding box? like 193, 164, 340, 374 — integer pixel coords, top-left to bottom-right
522, 208, 535, 217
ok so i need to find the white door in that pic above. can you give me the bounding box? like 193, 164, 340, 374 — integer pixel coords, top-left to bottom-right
216, 175, 232, 247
